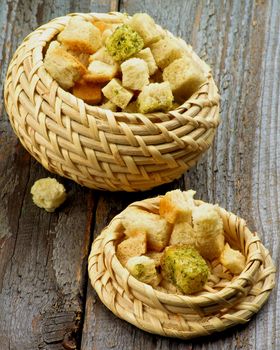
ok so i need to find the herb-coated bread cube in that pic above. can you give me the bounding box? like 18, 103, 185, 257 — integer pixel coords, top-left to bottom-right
102, 79, 133, 109
126, 255, 161, 287
44, 46, 86, 90
134, 48, 158, 75
150, 37, 183, 69
163, 56, 206, 101
161, 245, 209, 294
57, 18, 102, 54
122, 207, 172, 251
137, 82, 173, 113
106, 24, 144, 62
128, 13, 163, 46
121, 58, 149, 90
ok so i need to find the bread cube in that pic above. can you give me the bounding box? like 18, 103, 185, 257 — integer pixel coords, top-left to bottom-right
161, 245, 209, 294
128, 13, 163, 46
116, 232, 146, 266
44, 46, 86, 90
134, 48, 158, 75
159, 189, 195, 224
72, 82, 102, 105
169, 222, 196, 246
84, 61, 118, 83
126, 256, 160, 287
122, 207, 172, 251
100, 100, 117, 112
57, 18, 101, 54
145, 251, 163, 267
89, 47, 117, 67
192, 203, 225, 260
163, 56, 206, 101
102, 79, 133, 109
102, 28, 113, 45
106, 24, 144, 62
31, 178, 66, 212
137, 82, 173, 114
122, 101, 138, 113
220, 243, 246, 274
150, 37, 183, 69
121, 58, 149, 90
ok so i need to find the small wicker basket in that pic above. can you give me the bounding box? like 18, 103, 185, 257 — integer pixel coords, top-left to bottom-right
88, 197, 275, 339
4, 12, 220, 191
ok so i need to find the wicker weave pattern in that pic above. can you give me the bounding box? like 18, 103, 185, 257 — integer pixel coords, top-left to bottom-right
88, 198, 275, 339
4, 13, 220, 191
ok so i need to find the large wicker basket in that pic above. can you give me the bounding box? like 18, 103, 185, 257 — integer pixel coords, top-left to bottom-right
4, 12, 220, 192
88, 197, 275, 339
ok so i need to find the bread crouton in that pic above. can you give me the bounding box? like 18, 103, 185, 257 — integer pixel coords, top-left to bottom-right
44, 46, 86, 90
169, 222, 196, 246
64, 49, 90, 67
89, 47, 117, 67
116, 232, 146, 266
220, 243, 246, 274
100, 100, 117, 112
150, 37, 183, 69
128, 13, 163, 46
134, 48, 158, 75
72, 82, 102, 104
163, 56, 206, 101
106, 24, 144, 62
126, 255, 160, 287
84, 60, 118, 83
159, 189, 195, 224
161, 245, 209, 294
102, 28, 113, 45
102, 78, 133, 109
122, 207, 172, 251
145, 251, 163, 267
122, 101, 138, 113
192, 203, 225, 260
58, 18, 102, 54
137, 82, 173, 114
121, 58, 149, 90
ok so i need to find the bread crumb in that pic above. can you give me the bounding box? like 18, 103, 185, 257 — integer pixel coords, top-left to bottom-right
31, 178, 66, 212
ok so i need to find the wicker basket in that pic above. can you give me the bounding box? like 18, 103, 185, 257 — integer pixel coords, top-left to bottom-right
4, 12, 220, 192
88, 197, 275, 339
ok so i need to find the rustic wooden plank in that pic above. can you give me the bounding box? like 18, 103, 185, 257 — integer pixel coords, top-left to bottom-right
0, 1, 112, 349
81, 1, 279, 349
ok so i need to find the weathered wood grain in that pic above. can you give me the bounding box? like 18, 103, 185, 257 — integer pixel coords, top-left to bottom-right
0, 1, 111, 349
81, 1, 280, 349
0, 0, 279, 349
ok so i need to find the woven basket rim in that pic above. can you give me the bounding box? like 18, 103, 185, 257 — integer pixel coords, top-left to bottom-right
88, 196, 276, 338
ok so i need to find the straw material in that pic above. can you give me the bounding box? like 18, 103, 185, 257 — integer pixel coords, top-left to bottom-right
4, 12, 220, 191
88, 197, 275, 339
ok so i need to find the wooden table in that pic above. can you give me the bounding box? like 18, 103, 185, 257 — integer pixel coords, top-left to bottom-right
0, 1, 279, 349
